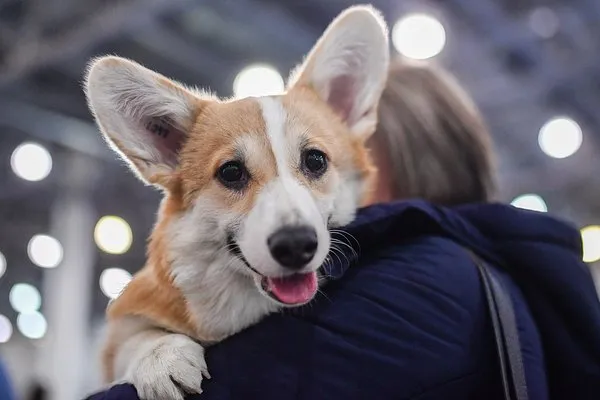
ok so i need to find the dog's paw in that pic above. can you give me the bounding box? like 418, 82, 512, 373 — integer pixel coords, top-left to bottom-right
125, 333, 209, 400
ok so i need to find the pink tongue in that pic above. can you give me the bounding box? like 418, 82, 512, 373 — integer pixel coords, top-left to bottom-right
267, 272, 318, 305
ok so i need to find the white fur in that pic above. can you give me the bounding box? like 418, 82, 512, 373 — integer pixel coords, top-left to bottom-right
288, 5, 389, 138
330, 173, 364, 227
256, 97, 287, 171
114, 318, 208, 400
168, 197, 278, 339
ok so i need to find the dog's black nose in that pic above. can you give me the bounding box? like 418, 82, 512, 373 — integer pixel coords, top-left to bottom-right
268, 226, 318, 269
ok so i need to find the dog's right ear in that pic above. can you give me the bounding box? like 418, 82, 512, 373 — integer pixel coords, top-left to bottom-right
85, 56, 207, 187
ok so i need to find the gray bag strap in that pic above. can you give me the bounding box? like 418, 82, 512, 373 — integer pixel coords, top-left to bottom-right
468, 250, 528, 400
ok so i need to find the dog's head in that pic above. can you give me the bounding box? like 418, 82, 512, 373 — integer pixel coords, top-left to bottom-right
85, 6, 389, 308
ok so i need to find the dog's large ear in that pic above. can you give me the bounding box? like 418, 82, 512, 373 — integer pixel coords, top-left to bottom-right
288, 5, 390, 140
85, 56, 207, 187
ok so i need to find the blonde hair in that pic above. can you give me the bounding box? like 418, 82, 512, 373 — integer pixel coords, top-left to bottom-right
371, 60, 497, 205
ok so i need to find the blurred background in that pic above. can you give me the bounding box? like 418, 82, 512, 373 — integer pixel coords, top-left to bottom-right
0, 0, 599, 398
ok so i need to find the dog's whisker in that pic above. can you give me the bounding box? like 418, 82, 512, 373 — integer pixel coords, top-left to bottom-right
331, 229, 361, 252
328, 246, 343, 267
321, 255, 334, 272
317, 288, 332, 304
330, 238, 358, 259
330, 230, 361, 256
330, 245, 351, 267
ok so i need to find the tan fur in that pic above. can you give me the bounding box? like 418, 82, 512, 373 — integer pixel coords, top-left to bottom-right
284, 86, 377, 205
179, 98, 277, 213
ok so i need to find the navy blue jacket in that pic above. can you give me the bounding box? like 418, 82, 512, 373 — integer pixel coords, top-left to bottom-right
86, 201, 600, 400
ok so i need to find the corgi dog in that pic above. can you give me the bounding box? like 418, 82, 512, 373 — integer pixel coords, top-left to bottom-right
85, 5, 389, 400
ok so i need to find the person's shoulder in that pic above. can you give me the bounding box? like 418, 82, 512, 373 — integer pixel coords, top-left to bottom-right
346, 199, 585, 275
333, 234, 485, 319
367, 234, 475, 279
453, 202, 582, 251
373, 234, 479, 283
383, 234, 469, 259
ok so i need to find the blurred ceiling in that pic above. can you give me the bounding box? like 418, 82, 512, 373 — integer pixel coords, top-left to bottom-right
0, 0, 599, 321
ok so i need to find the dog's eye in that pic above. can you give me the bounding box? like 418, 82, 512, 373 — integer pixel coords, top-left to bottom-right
302, 149, 328, 177
217, 161, 248, 189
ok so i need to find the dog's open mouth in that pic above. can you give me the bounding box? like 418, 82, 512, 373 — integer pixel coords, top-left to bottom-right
226, 234, 318, 305
260, 272, 318, 305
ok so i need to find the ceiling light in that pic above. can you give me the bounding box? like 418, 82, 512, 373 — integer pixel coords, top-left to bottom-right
94, 216, 133, 255
0, 251, 5, 279
9, 283, 42, 314
392, 14, 446, 60
99, 267, 133, 300
233, 64, 284, 98
0, 315, 13, 343
538, 117, 582, 159
581, 225, 600, 263
10, 142, 52, 182
28, 234, 63, 268
16, 311, 47, 340
510, 194, 548, 213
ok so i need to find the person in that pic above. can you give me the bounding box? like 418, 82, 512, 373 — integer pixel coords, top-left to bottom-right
85, 61, 600, 400
0, 358, 15, 400
367, 61, 496, 206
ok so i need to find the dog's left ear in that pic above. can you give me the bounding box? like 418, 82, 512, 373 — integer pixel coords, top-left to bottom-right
288, 5, 390, 140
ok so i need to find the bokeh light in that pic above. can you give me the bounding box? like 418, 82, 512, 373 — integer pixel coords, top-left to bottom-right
392, 14, 446, 60
100, 267, 133, 300
538, 117, 582, 159
0, 251, 5, 279
233, 64, 284, 98
94, 216, 133, 255
16, 311, 47, 339
10, 142, 53, 181
581, 225, 600, 263
0, 315, 13, 343
28, 234, 63, 268
511, 194, 548, 213
528, 7, 559, 39
9, 283, 41, 314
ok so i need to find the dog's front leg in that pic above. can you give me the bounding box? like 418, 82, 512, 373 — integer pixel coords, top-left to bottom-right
109, 319, 209, 400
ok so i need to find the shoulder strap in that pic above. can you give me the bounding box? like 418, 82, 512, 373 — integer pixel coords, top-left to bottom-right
468, 251, 529, 400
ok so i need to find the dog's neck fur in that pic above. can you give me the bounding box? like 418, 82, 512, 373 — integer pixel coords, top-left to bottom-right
149, 193, 279, 342
169, 251, 278, 342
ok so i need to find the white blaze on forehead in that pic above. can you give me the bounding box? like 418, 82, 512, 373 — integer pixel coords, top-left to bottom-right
256, 97, 290, 177
255, 96, 314, 222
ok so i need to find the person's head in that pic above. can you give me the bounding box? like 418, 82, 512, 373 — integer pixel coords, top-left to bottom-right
367, 60, 497, 206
